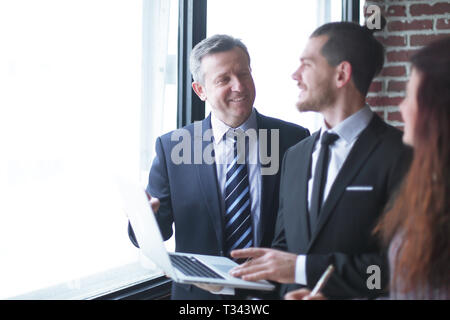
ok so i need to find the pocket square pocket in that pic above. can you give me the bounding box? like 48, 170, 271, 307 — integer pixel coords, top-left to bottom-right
346, 185, 373, 191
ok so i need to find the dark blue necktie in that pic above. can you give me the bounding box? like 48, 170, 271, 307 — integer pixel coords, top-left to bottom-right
309, 131, 339, 235
224, 130, 253, 256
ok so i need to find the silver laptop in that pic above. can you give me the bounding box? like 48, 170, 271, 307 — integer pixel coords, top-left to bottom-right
116, 177, 275, 291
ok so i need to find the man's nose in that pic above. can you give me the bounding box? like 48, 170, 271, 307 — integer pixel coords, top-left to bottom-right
292, 66, 302, 81
231, 77, 244, 91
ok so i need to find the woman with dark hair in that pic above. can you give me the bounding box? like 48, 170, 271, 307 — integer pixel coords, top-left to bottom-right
285, 37, 450, 300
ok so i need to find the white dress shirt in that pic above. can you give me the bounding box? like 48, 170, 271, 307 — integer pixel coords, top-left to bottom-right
211, 108, 262, 247
295, 105, 374, 285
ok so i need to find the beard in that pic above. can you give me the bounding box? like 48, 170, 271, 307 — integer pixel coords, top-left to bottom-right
295, 79, 335, 113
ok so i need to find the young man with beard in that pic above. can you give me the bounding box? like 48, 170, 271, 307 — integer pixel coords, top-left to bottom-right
230, 22, 412, 299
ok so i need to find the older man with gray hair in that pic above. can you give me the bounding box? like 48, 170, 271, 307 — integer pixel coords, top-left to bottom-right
128, 34, 309, 299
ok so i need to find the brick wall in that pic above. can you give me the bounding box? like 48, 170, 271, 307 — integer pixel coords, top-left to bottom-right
364, 0, 450, 129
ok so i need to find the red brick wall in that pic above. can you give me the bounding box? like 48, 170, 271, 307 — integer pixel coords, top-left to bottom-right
364, 0, 450, 129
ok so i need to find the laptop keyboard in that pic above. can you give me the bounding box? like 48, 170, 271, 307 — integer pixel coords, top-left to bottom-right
169, 254, 224, 279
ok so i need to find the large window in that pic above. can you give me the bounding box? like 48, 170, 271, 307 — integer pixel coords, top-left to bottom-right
0, 0, 178, 299
0, 0, 349, 300
207, 0, 342, 133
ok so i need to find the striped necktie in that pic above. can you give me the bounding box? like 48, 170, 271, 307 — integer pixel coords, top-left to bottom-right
224, 130, 253, 256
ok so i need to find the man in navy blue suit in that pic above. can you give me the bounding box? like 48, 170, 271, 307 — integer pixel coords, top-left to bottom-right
129, 34, 309, 299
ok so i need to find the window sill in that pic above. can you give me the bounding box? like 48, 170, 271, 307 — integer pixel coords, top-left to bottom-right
10, 262, 171, 300
94, 275, 172, 300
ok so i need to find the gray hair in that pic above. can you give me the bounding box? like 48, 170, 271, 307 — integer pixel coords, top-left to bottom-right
189, 34, 251, 84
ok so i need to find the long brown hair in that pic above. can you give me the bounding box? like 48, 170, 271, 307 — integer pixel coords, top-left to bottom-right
374, 37, 450, 295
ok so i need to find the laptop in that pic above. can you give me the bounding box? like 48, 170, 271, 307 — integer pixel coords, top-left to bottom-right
116, 177, 275, 291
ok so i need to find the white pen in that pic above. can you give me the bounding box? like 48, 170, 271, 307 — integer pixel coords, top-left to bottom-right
309, 265, 335, 297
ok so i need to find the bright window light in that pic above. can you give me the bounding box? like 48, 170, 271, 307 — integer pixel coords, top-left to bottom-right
0, 0, 177, 299
207, 0, 342, 133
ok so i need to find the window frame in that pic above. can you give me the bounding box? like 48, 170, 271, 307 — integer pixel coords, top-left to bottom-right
342, 0, 360, 23
177, 0, 207, 128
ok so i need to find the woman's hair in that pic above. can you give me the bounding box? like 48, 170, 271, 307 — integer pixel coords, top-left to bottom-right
374, 37, 450, 295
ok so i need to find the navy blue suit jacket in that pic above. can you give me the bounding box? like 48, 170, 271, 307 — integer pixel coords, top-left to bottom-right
129, 110, 309, 299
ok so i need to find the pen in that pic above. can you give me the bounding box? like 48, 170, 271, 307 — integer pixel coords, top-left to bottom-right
309, 265, 334, 297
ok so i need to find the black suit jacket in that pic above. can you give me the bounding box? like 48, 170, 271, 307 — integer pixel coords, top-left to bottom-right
129, 110, 309, 299
272, 115, 412, 299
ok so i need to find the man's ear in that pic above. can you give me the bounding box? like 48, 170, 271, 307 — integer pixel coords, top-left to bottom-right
192, 82, 207, 101
335, 61, 352, 89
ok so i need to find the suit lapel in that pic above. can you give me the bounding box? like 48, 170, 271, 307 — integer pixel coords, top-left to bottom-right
307, 116, 385, 251
195, 115, 224, 249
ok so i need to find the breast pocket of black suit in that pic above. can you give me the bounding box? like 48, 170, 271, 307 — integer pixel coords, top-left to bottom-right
339, 186, 380, 246
343, 186, 376, 208
342, 186, 381, 227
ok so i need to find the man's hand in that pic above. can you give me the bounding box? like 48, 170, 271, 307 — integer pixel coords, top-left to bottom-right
145, 192, 160, 213
284, 288, 326, 300
229, 248, 297, 283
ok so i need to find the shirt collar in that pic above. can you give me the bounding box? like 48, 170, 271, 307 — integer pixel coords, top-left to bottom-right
211, 108, 257, 144
320, 104, 373, 144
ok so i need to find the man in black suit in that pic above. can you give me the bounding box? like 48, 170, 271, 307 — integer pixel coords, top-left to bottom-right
128, 34, 309, 299
230, 22, 411, 299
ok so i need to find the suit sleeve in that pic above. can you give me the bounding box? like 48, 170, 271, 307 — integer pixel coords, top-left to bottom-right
271, 147, 290, 251
272, 125, 309, 248
306, 250, 389, 299
127, 136, 174, 247
147, 136, 174, 241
